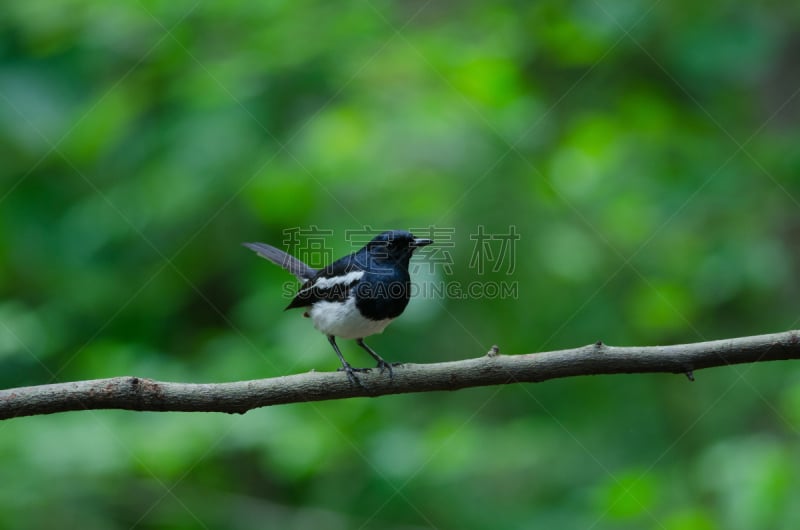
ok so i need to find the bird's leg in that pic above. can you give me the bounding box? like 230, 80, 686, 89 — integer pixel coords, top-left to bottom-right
328, 336, 363, 386
356, 338, 398, 378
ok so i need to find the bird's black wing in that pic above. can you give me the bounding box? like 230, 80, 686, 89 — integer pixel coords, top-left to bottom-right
243, 242, 317, 282
285, 252, 365, 310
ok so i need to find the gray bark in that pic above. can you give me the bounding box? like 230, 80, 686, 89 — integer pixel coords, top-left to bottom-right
1, 330, 798, 420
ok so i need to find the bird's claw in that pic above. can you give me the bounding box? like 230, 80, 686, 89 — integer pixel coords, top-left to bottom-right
376, 360, 392, 378
337, 361, 401, 382
337, 364, 366, 387
375, 360, 403, 378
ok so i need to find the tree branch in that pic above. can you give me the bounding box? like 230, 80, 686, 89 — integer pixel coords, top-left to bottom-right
2, 330, 799, 420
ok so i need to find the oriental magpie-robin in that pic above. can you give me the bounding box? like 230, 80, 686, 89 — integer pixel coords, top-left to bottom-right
243, 230, 433, 384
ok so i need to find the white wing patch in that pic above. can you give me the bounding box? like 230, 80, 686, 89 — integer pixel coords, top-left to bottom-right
300, 270, 364, 295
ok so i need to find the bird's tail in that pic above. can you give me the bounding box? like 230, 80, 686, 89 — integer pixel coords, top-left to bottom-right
242, 242, 318, 282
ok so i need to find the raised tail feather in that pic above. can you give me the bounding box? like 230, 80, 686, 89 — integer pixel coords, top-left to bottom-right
242, 242, 318, 281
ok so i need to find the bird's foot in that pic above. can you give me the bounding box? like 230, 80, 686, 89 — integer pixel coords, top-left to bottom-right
338, 366, 371, 373
337, 361, 401, 381
337, 363, 366, 387
374, 360, 403, 378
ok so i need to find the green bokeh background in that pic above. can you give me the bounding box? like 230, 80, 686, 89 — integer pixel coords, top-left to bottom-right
2, 1, 800, 528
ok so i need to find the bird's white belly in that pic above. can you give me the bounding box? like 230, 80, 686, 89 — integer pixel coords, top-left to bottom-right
309, 297, 393, 339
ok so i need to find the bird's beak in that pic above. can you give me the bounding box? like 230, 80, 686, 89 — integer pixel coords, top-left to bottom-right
411, 238, 433, 248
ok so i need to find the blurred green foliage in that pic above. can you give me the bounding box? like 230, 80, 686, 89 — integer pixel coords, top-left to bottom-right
2, 1, 800, 528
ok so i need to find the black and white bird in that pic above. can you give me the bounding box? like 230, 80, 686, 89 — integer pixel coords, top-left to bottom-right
243, 230, 433, 383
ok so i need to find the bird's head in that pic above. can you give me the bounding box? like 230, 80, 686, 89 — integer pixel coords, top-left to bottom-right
365, 230, 433, 266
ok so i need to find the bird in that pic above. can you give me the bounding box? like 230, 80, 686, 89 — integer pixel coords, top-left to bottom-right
243, 230, 433, 384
